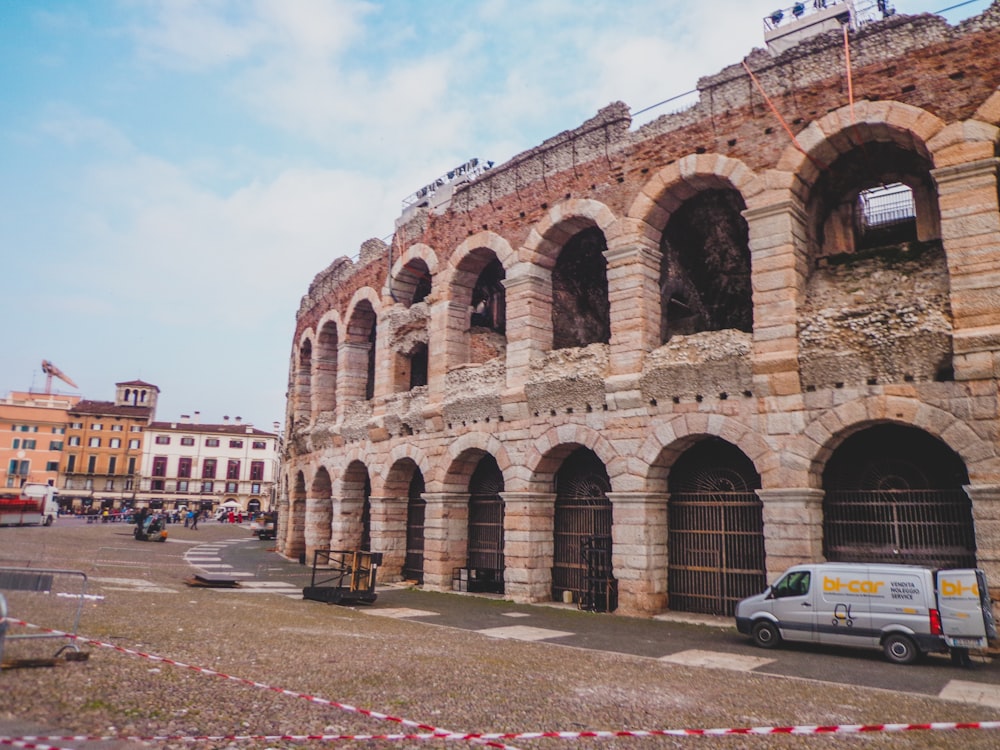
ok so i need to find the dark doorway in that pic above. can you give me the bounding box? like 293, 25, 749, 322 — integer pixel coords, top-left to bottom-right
467, 455, 505, 594
403, 473, 426, 583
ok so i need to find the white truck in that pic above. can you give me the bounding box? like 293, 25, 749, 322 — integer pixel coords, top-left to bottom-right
735, 562, 997, 664
0, 482, 60, 527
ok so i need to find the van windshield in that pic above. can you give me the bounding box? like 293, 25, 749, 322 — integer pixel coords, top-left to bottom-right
772, 571, 811, 598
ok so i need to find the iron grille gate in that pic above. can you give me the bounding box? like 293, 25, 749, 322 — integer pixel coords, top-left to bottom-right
824, 489, 976, 568
553, 497, 613, 606
404, 474, 426, 584
468, 493, 504, 593
668, 492, 766, 617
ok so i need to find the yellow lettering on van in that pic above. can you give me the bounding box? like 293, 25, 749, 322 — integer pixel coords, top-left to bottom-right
823, 576, 883, 594
940, 579, 979, 597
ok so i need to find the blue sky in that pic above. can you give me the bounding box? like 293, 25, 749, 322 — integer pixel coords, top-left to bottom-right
0, 0, 989, 431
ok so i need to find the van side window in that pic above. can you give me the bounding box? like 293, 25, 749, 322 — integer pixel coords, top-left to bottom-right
773, 571, 811, 598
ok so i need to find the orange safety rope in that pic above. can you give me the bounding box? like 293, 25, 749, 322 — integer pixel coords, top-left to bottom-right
741, 60, 828, 172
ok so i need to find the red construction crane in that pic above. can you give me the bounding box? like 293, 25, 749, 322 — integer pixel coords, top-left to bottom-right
40, 360, 78, 394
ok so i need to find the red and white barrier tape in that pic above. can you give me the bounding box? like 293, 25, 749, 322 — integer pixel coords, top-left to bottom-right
3, 618, 999, 747
5, 721, 1000, 749
1, 617, 517, 750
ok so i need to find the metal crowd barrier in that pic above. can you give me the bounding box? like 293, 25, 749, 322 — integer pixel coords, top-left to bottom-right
0, 566, 88, 665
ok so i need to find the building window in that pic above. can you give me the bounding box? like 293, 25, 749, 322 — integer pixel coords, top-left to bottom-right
53, 427, 66, 435
250, 461, 265, 481
227, 460, 240, 480
105, 479, 115, 490
181, 437, 195, 446
206, 438, 220, 447
226, 481, 238, 493
251, 482, 261, 494
49, 441, 63, 451
67, 455, 76, 472
84, 478, 94, 490
46, 461, 59, 472
128, 439, 140, 449
153, 457, 167, 477
252, 441, 266, 450
88, 437, 101, 448
229, 440, 243, 449
11, 439, 19, 449
108, 456, 117, 474
110, 438, 121, 448
202, 459, 217, 479
69, 436, 81, 447
128, 457, 136, 474
201, 481, 214, 493
111, 425, 123, 432
22, 439, 36, 449
178, 457, 192, 478
87, 456, 97, 473
177, 480, 189, 492
71, 422, 83, 429
125, 478, 134, 490
91, 423, 103, 431
130, 426, 142, 433
155, 436, 170, 445
151, 479, 164, 491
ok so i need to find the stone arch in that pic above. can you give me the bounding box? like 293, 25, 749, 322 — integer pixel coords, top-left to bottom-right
802, 395, 1000, 488
304, 465, 334, 564
334, 459, 371, 551
526, 424, 621, 493
284, 469, 308, 562
626, 153, 764, 243
292, 332, 315, 427
344, 288, 381, 402
637, 413, 779, 493
521, 198, 620, 270
313, 310, 342, 416
386, 243, 438, 306
441, 432, 509, 494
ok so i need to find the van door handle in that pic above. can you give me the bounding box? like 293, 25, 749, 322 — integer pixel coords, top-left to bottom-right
801, 602, 811, 607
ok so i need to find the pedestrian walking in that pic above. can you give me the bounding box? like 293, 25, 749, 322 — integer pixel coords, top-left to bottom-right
190, 510, 199, 530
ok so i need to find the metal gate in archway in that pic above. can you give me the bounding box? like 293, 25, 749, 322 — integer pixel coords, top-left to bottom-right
552, 449, 615, 610
668, 440, 766, 617
467, 456, 505, 593
403, 474, 425, 584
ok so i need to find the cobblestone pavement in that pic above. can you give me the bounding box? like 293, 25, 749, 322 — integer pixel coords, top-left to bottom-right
2, 518, 1000, 750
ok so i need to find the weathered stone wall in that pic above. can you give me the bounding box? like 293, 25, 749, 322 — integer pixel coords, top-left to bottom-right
280, 4, 1000, 617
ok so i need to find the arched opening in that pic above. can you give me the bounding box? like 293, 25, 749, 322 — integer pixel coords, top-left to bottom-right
346, 300, 377, 402
294, 339, 312, 425
467, 454, 505, 594
551, 227, 610, 350
342, 461, 372, 552
309, 467, 333, 554
471, 257, 506, 334
667, 437, 765, 616
314, 321, 338, 415
822, 424, 975, 568
659, 189, 752, 342
289, 471, 307, 564
404, 472, 426, 584
393, 258, 432, 306
552, 447, 615, 611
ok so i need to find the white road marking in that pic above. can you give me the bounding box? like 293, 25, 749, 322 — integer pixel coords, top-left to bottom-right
362, 608, 440, 619
939, 679, 1000, 708
476, 625, 574, 641
658, 649, 776, 671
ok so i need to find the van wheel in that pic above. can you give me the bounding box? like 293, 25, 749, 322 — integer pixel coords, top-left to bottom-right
751, 620, 781, 649
43, 515, 53, 527
883, 634, 918, 665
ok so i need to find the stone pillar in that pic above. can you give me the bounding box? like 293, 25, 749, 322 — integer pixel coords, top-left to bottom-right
502, 267, 552, 393
329, 498, 364, 551
303, 496, 333, 567
757, 488, 825, 580
608, 492, 668, 616
369, 495, 408, 582
605, 239, 661, 377
502, 491, 556, 603
932, 158, 1000, 382
966, 484, 1000, 587
338, 342, 371, 403
421, 492, 469, 591
427, 299, 470, 405
743, 199, 809, 398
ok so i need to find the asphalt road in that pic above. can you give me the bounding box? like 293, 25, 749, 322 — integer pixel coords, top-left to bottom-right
206, 527, 1000, 703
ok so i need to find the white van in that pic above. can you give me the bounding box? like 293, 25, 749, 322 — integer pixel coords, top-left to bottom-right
735, 563, 996, 664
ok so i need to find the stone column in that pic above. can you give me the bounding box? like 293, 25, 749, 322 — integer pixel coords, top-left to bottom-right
743, 199, 809, 398
932, 158, 1000, 382
369, 495, 408, 582
303, 496, 333, 568
608, 492, 668, 616
421, 492, 469, 591
502, 491, 556, 603
427, 299, 470, 406
605, 239, 662, 377
502, 267, 552, 394
338, 342, 372, 403
965, 484, 1000, 587
757, 488, 825, 579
